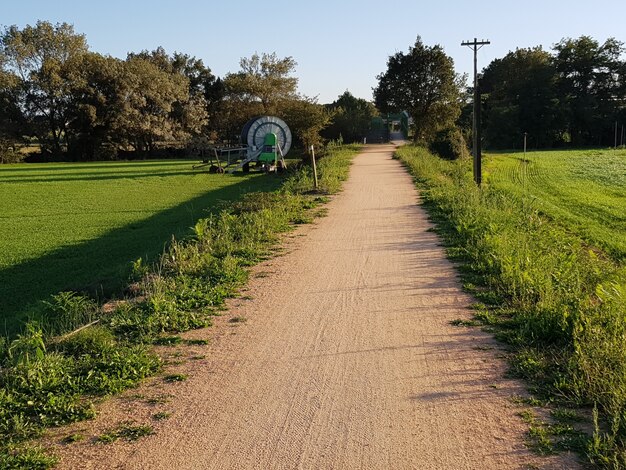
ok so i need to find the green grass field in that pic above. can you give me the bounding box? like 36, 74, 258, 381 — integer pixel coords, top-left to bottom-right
484, 148, 626, 260
0, 160, 281, 333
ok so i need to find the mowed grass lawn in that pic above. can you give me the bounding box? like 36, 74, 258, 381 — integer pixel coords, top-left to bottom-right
484, 148, 626, 261
0, 160, 281, 333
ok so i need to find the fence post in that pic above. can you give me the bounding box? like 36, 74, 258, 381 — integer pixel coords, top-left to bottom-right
310, 145, 319, 190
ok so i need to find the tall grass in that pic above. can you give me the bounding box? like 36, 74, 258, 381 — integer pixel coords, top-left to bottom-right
0, 144, 359, 468
281, 144, 359, 195
396, 145, 626, 467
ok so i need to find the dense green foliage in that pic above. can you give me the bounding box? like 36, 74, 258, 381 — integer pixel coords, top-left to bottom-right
0, 23, 338, 162
396, 145, 626, 467
484, 149, 626, 261
0, 144, 359, 468
322, 91, 378, 143
481, 37, 626, 149
0, 21, 90, 156
0, 160, 281, 334
429, 127, 470, 160
374, 36, 464, 143
0, 22, 212, 160
480, 47, 561, 148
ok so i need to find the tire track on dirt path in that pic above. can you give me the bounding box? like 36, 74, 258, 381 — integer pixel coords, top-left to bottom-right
55, 144, 579, 469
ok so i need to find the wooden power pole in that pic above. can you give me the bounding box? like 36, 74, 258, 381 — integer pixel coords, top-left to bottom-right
462, 38, 490, 186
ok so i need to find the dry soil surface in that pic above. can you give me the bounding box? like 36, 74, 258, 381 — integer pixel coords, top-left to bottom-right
53, 145, 579, 469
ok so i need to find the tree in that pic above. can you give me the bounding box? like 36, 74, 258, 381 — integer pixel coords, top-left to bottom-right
224, 52, 298, 115
119, 56, 198, 153
281, 96, 332, 151
217, 52, 300, 143
0, 60, 25, 161
0, 21, 88, 155
323, 91, 377, 143
553, 36, 625, 146
480, 47, 563, 148
65, 52, 126, 159
374, 36, 463, 142
124, 48, 210, 148
64, 50, 207, 159
128, 47, 218, 101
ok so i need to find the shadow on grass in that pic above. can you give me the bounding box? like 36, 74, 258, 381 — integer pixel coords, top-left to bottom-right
0, 174, 282, 337
0, 160, 201, 173
0, 170, 204, 184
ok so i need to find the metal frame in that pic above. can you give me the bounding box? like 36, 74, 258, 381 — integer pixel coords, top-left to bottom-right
193, 116, 292, 174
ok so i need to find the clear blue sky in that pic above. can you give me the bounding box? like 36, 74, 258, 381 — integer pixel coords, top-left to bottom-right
3, 0, 625, 103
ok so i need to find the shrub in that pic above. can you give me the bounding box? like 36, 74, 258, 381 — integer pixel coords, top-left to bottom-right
428, 127, 469, 160
5, 324, 46, 366
0, 148, 25, 164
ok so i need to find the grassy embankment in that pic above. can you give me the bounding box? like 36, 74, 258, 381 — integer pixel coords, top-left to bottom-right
0, 145, 359, 468
396, 146, 626, 468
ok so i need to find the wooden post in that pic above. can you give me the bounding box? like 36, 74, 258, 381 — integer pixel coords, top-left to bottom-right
310, 145, 319, 190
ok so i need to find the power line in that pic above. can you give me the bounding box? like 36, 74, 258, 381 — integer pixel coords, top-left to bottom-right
462, 38, 490, 187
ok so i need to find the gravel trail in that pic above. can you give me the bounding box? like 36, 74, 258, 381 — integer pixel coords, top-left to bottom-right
55, 145, 577, 469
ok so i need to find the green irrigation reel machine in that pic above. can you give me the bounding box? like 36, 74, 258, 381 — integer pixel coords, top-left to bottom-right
194, 116, 292, 174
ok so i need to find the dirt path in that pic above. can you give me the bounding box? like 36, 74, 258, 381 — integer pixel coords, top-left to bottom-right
55, 145, 578, 469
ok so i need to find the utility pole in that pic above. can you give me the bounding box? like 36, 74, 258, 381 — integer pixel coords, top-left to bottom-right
462, 38, 490, 186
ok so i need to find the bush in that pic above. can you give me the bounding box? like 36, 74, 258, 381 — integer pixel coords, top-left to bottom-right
428, 127, 469, 160
0, 148, 25, 164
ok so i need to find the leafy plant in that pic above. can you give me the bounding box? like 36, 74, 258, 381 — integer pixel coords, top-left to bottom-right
41, 292, 100, 337
0, 445, 57, 469
6, 324, 46, 365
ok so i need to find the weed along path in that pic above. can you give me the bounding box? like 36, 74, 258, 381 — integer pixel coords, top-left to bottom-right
55, 145, 578, 469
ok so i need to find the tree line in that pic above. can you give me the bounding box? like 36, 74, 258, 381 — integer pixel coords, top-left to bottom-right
480, 37, 626, 149
0, 21, 374, 163
374, 35, 626, 156
6, 22, 618, 163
